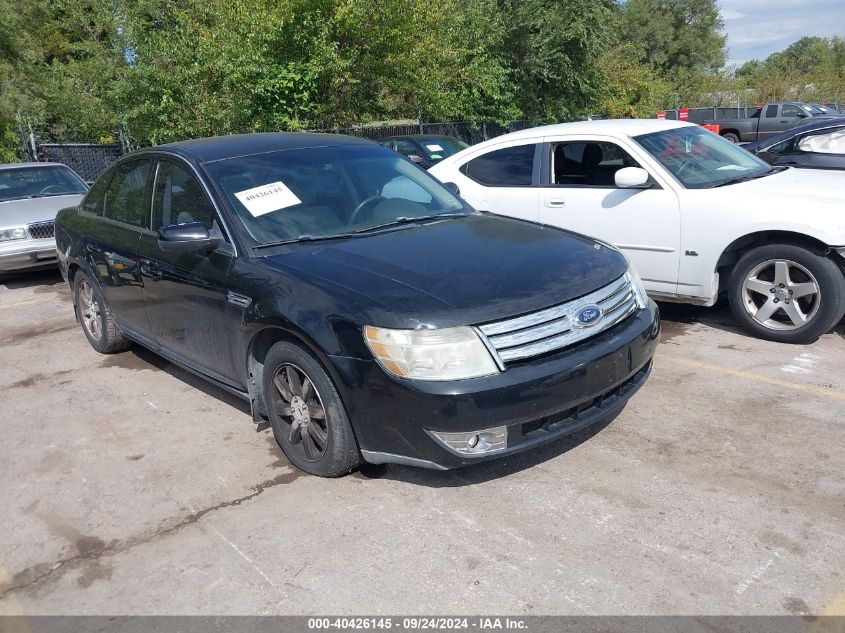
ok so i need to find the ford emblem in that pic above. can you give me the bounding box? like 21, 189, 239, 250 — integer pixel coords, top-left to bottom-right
574, 305, 603, 328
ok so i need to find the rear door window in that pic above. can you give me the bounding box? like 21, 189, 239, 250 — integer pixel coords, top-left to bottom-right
459, 144, 537, 187
80, 170, 112, 215
103, 159, 152, 228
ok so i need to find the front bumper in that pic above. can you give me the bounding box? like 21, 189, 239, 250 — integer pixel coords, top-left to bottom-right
0, 238, 57, 272
330, 301, 660, 469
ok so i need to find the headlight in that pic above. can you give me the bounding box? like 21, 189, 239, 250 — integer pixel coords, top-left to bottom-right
626, 265, 649, 309
0, 227, 27, 242
363, 325, 499, 381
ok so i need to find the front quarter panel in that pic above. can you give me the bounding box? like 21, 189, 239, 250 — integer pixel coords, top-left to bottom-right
676, 183, 845, 301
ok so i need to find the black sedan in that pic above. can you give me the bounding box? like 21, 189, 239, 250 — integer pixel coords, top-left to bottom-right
55, 133, 659, 476
378, 135, 468, 168
743, 117, 845, 171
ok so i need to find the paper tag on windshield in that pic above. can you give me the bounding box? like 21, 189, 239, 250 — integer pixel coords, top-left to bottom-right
425, 144, 444, 152
234, 181, 302, 217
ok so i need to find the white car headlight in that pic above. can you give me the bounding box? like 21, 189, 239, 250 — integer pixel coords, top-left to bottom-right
363, 325, 499, 381
0, 227, 27, 242
626, 266, 649, 309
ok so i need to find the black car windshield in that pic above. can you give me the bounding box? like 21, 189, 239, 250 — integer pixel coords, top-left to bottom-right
206, 145, 468, 246
417, 137, 469, 160
0, 165, 88, 203
634, 126, 774, 189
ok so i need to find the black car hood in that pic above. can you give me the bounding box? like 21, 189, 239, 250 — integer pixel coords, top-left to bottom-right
262, 214, 628, 328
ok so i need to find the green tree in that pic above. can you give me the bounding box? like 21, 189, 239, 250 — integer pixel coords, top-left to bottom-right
620, 0, 726, 91
494, 0, 616, 121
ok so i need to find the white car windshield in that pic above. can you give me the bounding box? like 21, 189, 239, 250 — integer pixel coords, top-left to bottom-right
634, 126, 774, 189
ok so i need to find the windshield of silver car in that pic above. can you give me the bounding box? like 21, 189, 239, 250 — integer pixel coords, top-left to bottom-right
0, 166, 88, 203
206, 145, 467, 246
634, 126, 774, 189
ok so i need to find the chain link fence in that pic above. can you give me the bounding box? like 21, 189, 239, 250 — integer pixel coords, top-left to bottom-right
317, 120, 540, 145
34, 143, 124, 183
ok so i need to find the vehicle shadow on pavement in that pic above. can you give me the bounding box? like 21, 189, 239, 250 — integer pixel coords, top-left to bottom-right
355, 410, 620, 487
0, 268, 64, 290
657, 298, 845, 342
114, 344, 252, 416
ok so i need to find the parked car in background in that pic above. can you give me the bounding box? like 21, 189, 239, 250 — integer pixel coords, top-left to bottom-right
379, 135, 469, 169
743, 117, 845, 171
811, 103, 839, 115
704, 102, 839, 143
55, 133, 659, 476
0, 162, 88, 277
429, 119, 845, 344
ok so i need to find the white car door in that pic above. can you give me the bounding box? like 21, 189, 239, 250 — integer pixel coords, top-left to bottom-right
439, 140, 540, 222
537, 134, 682, 296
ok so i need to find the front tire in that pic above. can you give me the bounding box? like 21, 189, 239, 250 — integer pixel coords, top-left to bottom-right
73, 271, 131, 353
728, 244, 845, 344
263, 341, 362, 477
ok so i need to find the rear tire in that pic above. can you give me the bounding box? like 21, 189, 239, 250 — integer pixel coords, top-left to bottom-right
263, 341, 362, 477
721, 132, 740, 143
728, 244, 845, 344
73, 271, 131, 353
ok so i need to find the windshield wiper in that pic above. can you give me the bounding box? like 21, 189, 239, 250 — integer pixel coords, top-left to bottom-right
252, 233, 359, 250
251, 213, 468, 251
704, 166, 785, 188
352, 212, 467, 234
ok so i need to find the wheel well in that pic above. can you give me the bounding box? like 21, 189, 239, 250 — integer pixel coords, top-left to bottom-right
67, 263, 81, 318
716, 231, 836, 292
67, 263, 80, 285
720, 129, 740, 138
247, 328, 300, 420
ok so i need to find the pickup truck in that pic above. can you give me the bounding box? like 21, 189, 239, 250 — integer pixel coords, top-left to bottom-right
705, 102, 838, 143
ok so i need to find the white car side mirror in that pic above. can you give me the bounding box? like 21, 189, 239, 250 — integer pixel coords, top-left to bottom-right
615, 167, 651, 189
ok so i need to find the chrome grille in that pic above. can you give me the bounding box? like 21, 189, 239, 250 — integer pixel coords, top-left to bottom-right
477, 274, 639, 364
27, 221, 55, 240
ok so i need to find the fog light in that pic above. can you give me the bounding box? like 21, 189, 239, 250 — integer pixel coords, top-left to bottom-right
428, 425, 508, 456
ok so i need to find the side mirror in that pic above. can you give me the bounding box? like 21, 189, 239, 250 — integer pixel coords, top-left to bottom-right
756, 151, 775, 165
158, 221, 218, 254
614, 167, 651, 189
443, 182, 460, 196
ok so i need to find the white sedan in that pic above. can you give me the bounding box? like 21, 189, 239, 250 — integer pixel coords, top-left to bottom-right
429, 120, 845, 344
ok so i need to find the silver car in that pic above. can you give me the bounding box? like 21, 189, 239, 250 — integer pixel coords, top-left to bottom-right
0, 162, 88, 276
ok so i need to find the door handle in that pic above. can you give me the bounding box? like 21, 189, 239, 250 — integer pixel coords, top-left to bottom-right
544, 198, 566, 208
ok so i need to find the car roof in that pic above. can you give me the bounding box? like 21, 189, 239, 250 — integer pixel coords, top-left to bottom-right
383, 135, 459, 142
153, 132, 378, 163
0, 162, 73, 170
747, 116, 845, 150
497, 119, 694, 142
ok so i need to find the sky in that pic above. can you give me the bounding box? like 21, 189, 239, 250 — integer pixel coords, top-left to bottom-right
719, 0, 845, 66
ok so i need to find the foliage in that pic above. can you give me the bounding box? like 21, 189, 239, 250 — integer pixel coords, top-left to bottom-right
1, 0, 841, 148
596, 44, 672, 118
620, 0, 726, 76
736, 37, 845, 103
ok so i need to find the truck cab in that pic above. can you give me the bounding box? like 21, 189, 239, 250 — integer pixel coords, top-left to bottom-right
707, 102, 836, 144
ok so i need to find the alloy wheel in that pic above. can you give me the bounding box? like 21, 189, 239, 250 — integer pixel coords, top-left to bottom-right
271, 363, 329, 462
742, 259, 821, 331
78, 280, 103, 341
